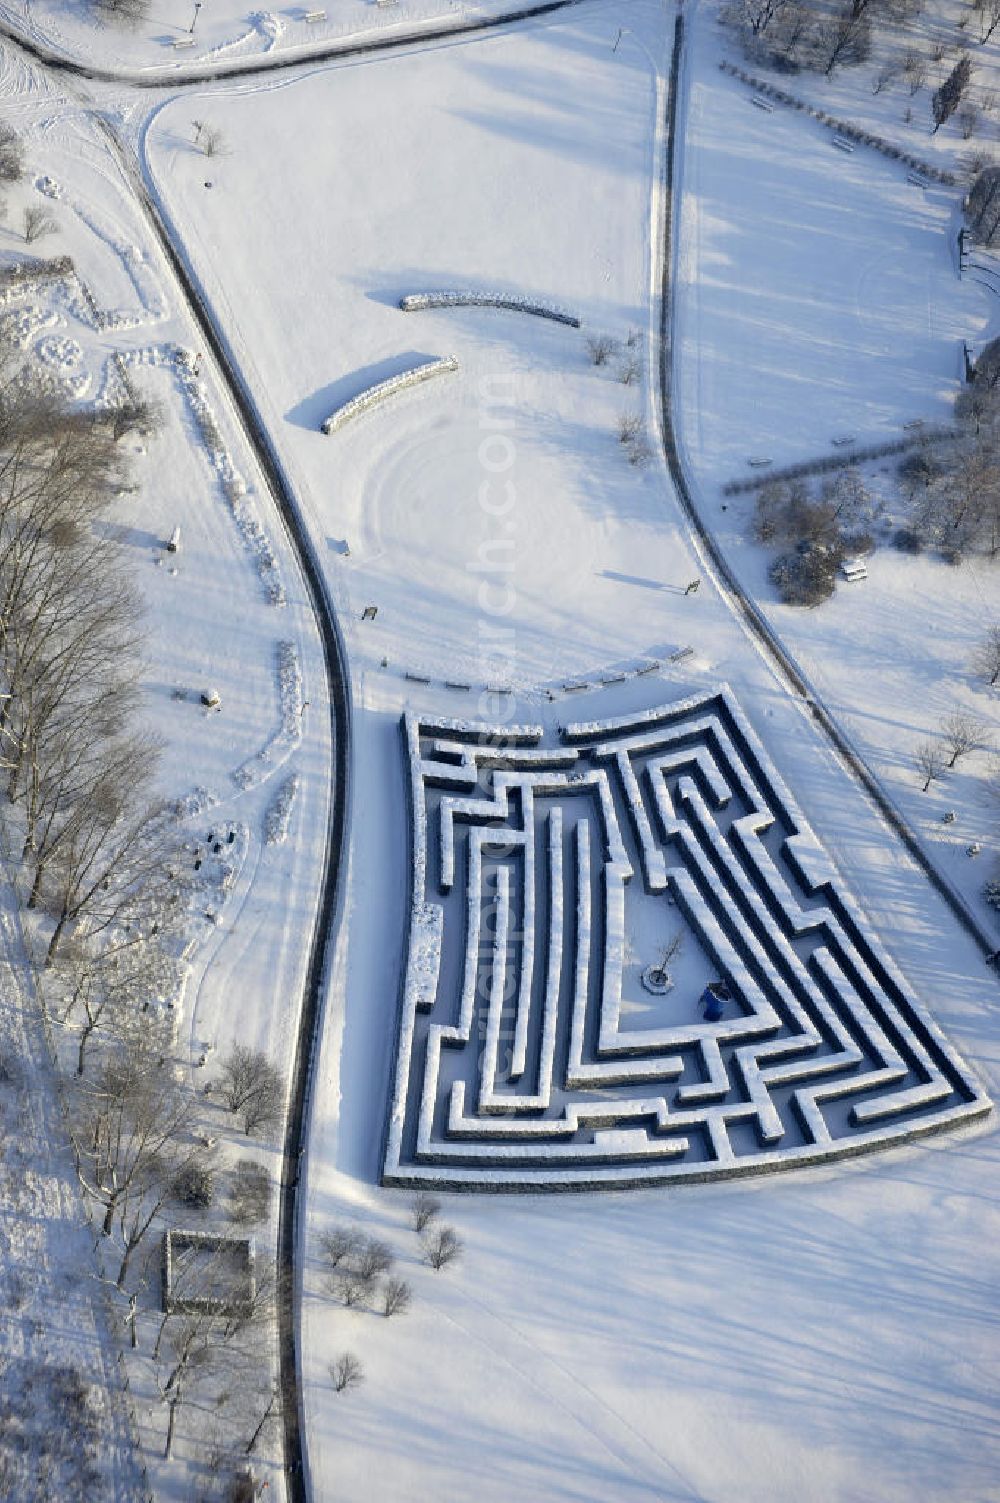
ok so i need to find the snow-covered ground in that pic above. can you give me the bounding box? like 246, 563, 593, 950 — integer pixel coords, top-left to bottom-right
138, 3, 1000, 1499
0, 0, 550, 78
675, 1, 1000, 922
0, 78, 332, 1498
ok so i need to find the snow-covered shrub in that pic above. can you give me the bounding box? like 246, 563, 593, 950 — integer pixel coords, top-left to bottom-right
173, 1161, 215, 1208
893, 526, 924, 554
984, 875, 1000, 912
229, 1161, 272, 1225
770, 539, 843, 606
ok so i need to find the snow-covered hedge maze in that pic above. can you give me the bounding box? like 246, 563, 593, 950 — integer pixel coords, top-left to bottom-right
399, 292, 581, 327
383, 687, 990, 1191
321, 356, 459, 433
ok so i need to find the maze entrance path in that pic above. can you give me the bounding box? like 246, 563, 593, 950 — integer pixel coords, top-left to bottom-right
383, 687, 990, 1190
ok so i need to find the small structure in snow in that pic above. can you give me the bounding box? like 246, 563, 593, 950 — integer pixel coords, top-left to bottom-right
201, 688, 221, 709
162, 1229, 255, 1316
701, 981, 730, 1022
841, 556, 868, 583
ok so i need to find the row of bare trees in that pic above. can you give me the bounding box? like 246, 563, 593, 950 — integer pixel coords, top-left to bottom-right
722, 0, 925, 78
914, 706, 992, 791
0, 351, 173, 967
0, 345, 285, 1476
321, 1194, 464, 1397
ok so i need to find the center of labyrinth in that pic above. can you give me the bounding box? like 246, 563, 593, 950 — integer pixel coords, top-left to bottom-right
382, 687, 990, 1190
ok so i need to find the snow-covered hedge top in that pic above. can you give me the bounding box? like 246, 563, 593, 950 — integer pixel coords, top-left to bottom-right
321, 356, 458, 433
399, 292, 581, 328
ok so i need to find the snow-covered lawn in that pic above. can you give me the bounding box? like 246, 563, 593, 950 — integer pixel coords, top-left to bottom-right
145, 5, 1000, 1499
676, 1, 1000, 922
0, 0, 556, 77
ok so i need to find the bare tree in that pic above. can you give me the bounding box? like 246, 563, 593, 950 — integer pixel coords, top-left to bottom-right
813, 7, 872, 75
941, 709, 990, 766
319, 1224, 362, 1272
971, 623, 1000, 686
410, 1191, 441, 1233
586, 335, 617, 367
721, 0, 785, 35
107, 385, 163, 444
32, 763, 171, 963
155, 1255, 277, 1459
0, 124, 24, 183
903, 48, 927, 94
872, 58, 902, 94
975, 0, 1000, 45
958, 101, 981, 138
70, 1035, 202, 1286
618, 353, 641, 386
200, 125, 228, 159
618, 412, 642, 445
94, 0, 151, 25
244, 1382, 280, 1456
217, 1045, 284, 1136
423, 1224, 463, 1271
914, 739, 947, 791
355, 1236, 393, 1287
54, 930, 178, 1076
380, 1276, 412, 1318
23, 205, 56, 244
330, 1353, 364, 1393
333, 1271, 368, 1309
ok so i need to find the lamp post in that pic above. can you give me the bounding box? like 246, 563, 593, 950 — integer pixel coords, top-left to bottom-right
189, 0, 201, 33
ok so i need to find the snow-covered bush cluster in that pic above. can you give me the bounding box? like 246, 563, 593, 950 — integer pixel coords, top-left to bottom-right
264, 772, 298, 844
170, 347, 286, 604
232, 641, 302, 790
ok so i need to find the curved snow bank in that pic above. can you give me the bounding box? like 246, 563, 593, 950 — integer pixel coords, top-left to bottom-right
320, 356, 458, 432
399, 291, 580, 327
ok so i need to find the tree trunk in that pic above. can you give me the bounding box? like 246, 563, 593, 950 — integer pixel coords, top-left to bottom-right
77, 1019, 95, 1077
46, 911, 68, 964
102, 1199, 115, 1237
164, 1391, 180, 1460
245, 1393, 277, 1455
